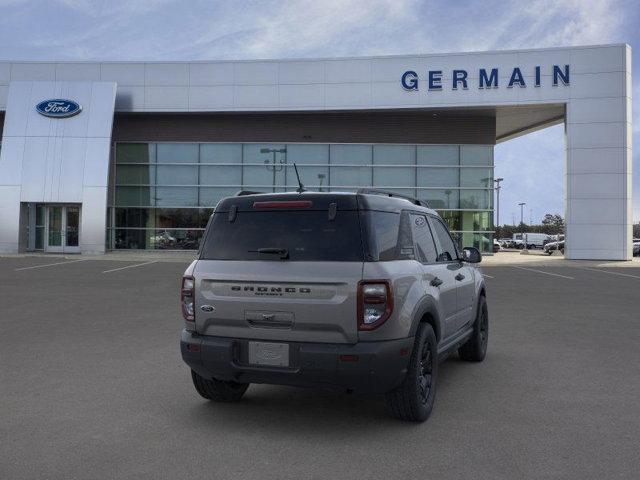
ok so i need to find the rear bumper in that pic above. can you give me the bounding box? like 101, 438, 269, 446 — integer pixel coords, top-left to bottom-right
181, 329, 413, 394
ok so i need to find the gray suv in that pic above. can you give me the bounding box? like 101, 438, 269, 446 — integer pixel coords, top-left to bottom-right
180, 190, 488, 422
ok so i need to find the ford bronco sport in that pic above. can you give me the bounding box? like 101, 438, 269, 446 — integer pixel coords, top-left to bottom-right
180, 189, 488, 422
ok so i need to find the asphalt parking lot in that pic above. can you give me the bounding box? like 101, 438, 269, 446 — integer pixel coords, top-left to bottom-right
1, 256, 640, 479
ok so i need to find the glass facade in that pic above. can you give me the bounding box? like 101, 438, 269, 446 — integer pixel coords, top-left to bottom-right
109, 143, 494, 252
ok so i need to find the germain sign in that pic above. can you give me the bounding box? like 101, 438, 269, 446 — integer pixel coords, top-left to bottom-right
36, 99, 82, 118
401, 65, 570, 91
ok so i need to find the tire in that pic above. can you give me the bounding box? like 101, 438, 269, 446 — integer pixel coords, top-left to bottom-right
191, 370, 249, 402
458, 295, 488, 362
385, 323, 438, 422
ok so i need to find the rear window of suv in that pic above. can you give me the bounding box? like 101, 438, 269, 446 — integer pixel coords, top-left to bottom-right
200, 211, 364, 262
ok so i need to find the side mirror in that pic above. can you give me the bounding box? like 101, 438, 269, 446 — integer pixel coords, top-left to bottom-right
462, 247, 482, 263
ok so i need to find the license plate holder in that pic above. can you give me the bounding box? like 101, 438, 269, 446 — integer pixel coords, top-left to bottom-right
248, 341, 290, 367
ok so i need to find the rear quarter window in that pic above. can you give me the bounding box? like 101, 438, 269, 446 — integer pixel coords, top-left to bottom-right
363, 211, 416, 261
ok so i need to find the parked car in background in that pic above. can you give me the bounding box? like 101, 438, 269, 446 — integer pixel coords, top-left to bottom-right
544, 240, 565, 255
513, 232, 553, 249
498, 238, 515, 249
633, 238, 640, 256
493, 239, 501, 253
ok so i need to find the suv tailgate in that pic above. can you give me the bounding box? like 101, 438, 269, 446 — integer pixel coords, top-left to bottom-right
194, 261, 362, 344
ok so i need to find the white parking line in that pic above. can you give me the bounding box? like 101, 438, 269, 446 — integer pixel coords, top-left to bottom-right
102, 261, 158, 274
512, 266, 574, 280
580, 267, 640, 279
481, 273, 495, 279
15, 259, 86, 271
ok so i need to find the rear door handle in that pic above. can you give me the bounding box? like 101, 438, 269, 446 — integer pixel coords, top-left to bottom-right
455, 273, 465, 281
430, 277, 443, 287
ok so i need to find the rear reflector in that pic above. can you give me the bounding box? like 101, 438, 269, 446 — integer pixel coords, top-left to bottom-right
253, 200, 313, 209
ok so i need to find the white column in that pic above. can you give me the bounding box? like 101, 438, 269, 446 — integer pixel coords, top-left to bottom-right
564, 45, 632, 260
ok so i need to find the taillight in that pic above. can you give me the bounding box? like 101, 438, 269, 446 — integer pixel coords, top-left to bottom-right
181, 276, 195, 323
357, 280, 393, 331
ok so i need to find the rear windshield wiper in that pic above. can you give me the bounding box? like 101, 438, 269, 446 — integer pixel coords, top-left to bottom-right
248, 247, 290, 260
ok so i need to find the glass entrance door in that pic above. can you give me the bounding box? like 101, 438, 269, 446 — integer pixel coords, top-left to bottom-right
45, 205, 81, 253
47, 207, 64, 253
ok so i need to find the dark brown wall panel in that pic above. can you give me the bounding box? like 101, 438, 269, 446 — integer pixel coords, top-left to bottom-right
112, 111, 496, 145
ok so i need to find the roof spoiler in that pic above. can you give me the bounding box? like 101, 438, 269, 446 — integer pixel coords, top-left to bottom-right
357, 188, 428, 207
235, 190, 264, 196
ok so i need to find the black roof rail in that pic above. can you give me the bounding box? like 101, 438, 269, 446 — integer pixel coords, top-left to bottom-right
235, 190, 264, 196
357, 188, 428, 207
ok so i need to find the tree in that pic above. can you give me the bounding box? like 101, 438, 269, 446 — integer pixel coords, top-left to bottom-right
541, 214, 564, 230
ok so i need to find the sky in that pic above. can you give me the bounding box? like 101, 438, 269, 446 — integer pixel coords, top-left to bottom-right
0, 0, 638, 225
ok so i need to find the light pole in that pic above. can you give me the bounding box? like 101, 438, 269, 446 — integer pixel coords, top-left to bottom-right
444, 189, 452, 209
518, 202, 527, 252
261, 147, 287, 193
494, 178, 503, 227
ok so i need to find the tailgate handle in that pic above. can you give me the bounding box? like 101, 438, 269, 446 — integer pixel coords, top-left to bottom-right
246, 311, 294, 329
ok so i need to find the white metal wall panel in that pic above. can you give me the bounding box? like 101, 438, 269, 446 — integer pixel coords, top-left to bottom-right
0, 80, 116, 253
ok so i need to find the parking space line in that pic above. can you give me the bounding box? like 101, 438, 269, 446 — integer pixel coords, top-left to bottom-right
481, 273, 494, 279
512, 266, 574, 280
579, 267, 640, 279
15, 259, 86, 271
102, 261, 158, 274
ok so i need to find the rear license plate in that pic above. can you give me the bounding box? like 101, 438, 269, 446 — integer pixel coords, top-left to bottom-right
248, 341, 290, 367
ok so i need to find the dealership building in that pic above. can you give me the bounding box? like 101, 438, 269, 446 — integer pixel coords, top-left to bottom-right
0, 44, 633, 259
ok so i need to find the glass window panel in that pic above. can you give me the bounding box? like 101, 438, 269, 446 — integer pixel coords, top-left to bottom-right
149, 229, 203, 250
157, 143, 199, 164
330, 144, 371, 165
329, 166, 371, 188
420, 189, 459, 209
287, 144, 329, 165
418, 167, 458, 188
243, 144, 286, 188
155, 209, 199, 229
116, 165, 155, 185
373, 167, 414, 188
243, 144, 286, 164
200, 144, 242, 164
114, 229, 150, 249
115, 208, 154, 228
115, 186, 154, 207
155, 187, 198, 207
242, 166, 285, 190
460, 189, 493, 209
461, 145, 493, 165
417, 145, 459, 165
439, 211, 461, 231
373, 145, 415, 165
460, 232, 493, 253
35, 226, 44, 250
200, 165, 242, 185
199, 187, 240, 207
156, 165, 198, 185
35, 205, 45, 226
460, 168, 493, 188
285, 165, 329, 189
460, 211, 493, 231
116, 143, 155, 164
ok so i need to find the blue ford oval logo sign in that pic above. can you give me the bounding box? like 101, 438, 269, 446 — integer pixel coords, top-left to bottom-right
36, 99, 82, 118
